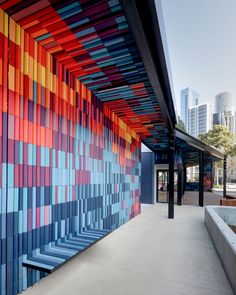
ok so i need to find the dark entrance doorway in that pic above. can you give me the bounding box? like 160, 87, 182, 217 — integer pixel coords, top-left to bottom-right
157, 170, 168, 203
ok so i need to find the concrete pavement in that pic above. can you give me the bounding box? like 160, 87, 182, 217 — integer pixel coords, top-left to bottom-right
23, 204, 233, 295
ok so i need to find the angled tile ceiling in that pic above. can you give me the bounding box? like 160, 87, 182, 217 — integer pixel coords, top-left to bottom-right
176, 139, 201, 167
0, 0, 170, 150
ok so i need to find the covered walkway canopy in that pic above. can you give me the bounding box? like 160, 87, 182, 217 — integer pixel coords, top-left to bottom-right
175, 128, 224, 167
0, 0, 175, 150
0, 1, 227, 294
142, 128, 224, 218
174, 128, 224, 213
0, 0, 224, 219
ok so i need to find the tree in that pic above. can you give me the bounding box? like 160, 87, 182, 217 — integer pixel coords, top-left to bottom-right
176, 116, 186, 132
198, 125, 236, 156
199, 125, 236, 185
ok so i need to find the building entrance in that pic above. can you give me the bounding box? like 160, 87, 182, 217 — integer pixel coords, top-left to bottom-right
156, 170, 178, 203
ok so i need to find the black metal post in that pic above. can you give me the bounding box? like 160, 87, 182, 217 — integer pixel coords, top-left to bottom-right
210, 161, 214, 191
177, 165, 182, 206
182, 168, 185, 196
199, 150, 204, 207
223, 155, 227, 198
168, 132, 175, 219
183, 166, 187, 193
156, 170, 159, 202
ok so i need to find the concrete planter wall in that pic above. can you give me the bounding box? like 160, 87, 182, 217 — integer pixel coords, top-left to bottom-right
205, 206, 236, 294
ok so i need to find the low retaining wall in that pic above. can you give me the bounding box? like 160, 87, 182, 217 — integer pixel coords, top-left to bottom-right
205, 206, 236, 294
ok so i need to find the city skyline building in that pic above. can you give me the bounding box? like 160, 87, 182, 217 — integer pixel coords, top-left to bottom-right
180, 87, 199, 131
188, 105, 198, 138
198, 103, 213, 135
188, 103, 213, 138
215, 91, 234, 113
213, 112, 226, 126
180, 88, 236, 140
213, 92, 236, 139
225, 108, 236, 137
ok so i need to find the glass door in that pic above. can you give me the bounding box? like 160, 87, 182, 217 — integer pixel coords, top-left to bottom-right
157, 171, 169, 203
156, 170, 178, 203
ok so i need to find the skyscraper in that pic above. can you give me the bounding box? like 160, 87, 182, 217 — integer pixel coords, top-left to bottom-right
188, 103, 213, 138
198, 103, 213, 135
213, 112, 226, 126
213, 92, 236, 138
225, 108, 236, 137
215, 91, 234, 113
188, 106, 198, 138
180, 87, 199, 131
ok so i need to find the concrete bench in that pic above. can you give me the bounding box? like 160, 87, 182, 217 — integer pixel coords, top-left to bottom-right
23, 228, 111, 273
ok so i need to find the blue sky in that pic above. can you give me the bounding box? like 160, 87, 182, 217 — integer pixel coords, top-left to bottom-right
161, 0, 236, 114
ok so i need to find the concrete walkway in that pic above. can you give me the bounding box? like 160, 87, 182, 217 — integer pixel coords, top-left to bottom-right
183, 191, 222, 206
23, 204, 233, 295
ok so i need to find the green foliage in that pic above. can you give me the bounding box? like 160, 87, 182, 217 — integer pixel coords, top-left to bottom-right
198, 125, 236, 157
176, 116, 186, 132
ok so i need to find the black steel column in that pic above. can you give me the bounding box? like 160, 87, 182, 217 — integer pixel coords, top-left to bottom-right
177, 165, 182, 206
168, 132, 175, 219
183, 166, 187, 193
223, 155, 227, 198
210, 161, 214, 191
199, 150, 204, 207
156, 170, 159, 202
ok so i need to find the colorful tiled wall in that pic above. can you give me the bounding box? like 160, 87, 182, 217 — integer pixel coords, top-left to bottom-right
0, 0, 168, 152
204, 161, 213, 191
0, 10, 141, 295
